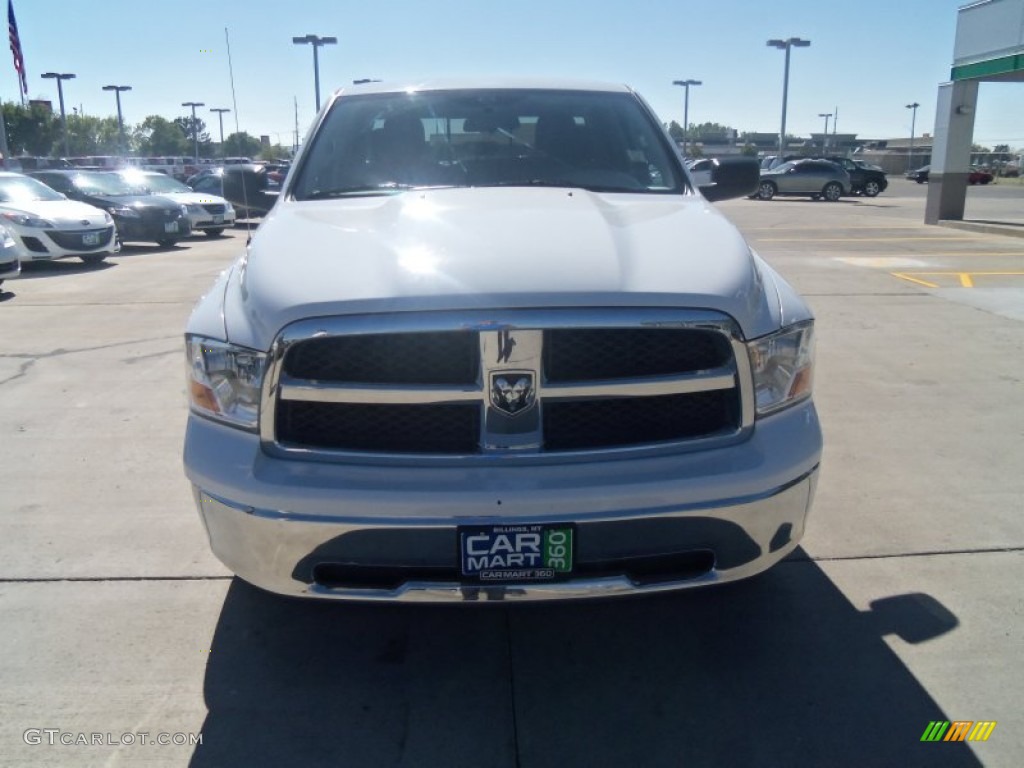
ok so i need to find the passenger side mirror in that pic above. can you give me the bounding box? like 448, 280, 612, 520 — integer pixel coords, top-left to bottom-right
700, 157, 760, 202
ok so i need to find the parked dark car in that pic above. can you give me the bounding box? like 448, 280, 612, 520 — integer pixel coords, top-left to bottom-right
904, 165, 993, 185
30, 170, 191, 246
189, 164, 277, 218
825, 157, 888, 197
906, 165, 930, 183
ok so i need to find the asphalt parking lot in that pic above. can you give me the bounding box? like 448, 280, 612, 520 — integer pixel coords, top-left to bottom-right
1, 179, 1022, 767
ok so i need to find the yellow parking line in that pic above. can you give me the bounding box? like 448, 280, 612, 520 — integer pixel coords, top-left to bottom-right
892, 272, 941, 288
756, 236, 987, 242
891, 271, 1024, 289
742, 225, 929, 231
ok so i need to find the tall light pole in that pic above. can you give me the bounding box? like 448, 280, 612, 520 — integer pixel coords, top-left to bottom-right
767, 38, 811, 160
102, 85, 132, 157
818, 112, 832, 155
42, 72, 76, 158
292, 34, 337, 112
672, 79, 702, 158
906, 102, 920, 173
210, 107, 230, 157
181, 101, 205, 162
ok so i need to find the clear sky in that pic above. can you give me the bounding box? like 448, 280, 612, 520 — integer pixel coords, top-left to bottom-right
7, 0, 1023, 149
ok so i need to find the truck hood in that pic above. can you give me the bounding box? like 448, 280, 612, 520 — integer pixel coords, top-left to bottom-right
223, 187, 776, 349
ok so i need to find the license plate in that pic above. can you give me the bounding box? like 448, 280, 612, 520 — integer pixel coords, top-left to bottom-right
459, 524, 574, 582
82, 232, 100, 246
164, 222, 179, 233
212, 215, 223, 224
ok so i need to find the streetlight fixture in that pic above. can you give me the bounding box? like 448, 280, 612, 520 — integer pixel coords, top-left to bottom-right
41, 72, 76, 158
210, 107, 230, 157
672, 79, 702, 158
181, 101, 205, 162
102, 85, 132, 158
766, 37, 811, 159
906, 102, 920, 173
818, 112, 832, 154
292, 34, 337, 112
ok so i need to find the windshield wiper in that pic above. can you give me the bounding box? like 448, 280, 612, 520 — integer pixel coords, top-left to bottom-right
475, 179, 642, 193
303, 183, 417, 199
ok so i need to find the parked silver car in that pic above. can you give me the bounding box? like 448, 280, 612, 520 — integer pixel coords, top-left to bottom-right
756, 159, 851, 202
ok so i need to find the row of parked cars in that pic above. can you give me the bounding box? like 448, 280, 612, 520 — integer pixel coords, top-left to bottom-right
685, 155, 888, 202
754, 156, 888, 201
0, 168, 243, 287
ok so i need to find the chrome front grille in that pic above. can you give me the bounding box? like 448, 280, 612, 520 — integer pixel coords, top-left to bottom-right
262, 309, 754, 463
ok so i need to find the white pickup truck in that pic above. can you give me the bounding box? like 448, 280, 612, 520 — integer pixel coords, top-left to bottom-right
183, 79, 822, 602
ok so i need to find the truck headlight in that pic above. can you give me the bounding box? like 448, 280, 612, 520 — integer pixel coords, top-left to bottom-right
747, 322, 814, 415
186, 336, 266, 429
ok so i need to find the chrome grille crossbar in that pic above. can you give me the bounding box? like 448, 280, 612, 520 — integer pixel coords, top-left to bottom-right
280, 380, 481, 405
279, 367, 737, 405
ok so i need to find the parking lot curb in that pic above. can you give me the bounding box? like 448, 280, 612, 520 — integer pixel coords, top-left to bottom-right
937, 219, 1024, 239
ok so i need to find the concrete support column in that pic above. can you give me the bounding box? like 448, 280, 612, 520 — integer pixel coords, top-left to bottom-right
925, 79, 979, 224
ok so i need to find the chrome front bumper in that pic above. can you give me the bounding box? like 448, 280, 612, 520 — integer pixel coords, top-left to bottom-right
186, 400, 821, 602
192, 471, 816, 602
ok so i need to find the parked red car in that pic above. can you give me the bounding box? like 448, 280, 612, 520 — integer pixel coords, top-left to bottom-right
904, 165, 993, 184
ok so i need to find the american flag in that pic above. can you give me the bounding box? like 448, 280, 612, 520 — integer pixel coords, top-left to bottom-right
8, 0, 26, 96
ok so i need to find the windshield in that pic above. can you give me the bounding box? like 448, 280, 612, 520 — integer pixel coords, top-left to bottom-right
292, 89, 685, 199
0, 176, 66, 203
70, 172, 143, 196
120, 172, 190, 194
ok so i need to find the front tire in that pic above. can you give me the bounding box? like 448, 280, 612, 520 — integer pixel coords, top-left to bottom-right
156, 237, 178, 247
203, 229, 224, 238
80, 253, 107, 265
822, 182, 843, 202
757, 181, 776, 200
863, 180, 881, 197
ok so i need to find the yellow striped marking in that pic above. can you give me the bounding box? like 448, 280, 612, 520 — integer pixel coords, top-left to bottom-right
755, 236, 987, 242
892, 272, 941, 288
891, 271, 1024, 288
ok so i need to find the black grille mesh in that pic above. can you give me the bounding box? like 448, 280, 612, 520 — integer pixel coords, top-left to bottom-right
543, 391, 735, 451
277, 327, 739, 454
277, 401, 481, 454
284, 332, 479, 384
45, 227, 114, 251
544, 328, 730, 381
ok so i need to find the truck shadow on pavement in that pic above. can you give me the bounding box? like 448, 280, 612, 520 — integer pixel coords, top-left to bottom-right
190, 550, 980, 768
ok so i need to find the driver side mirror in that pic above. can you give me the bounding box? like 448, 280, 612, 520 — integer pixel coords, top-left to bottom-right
700, 157, 760, 202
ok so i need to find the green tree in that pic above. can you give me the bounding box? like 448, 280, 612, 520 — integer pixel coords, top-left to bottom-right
740, 143, 758, 157
257, 143, 291, 161
666, 120, 684, 142
688, 122, 735, 142
2, 101, 60, 156
174, 116, 214, 157
222, 131, 262, 158
134, 115, 189, 155
63, 114, 124, 155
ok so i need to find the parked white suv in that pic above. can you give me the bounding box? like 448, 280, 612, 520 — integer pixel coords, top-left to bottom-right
183, 79, 822, 602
